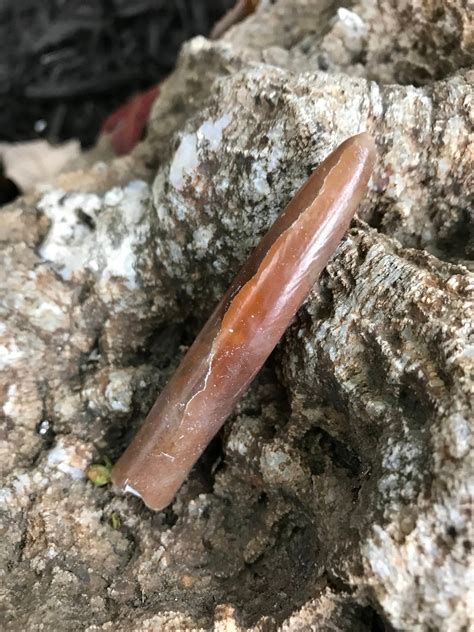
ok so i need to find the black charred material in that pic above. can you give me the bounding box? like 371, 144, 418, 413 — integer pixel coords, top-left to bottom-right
0, 0, 233, 147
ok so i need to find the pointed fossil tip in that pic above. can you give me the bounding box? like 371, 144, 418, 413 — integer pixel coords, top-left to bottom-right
351, 131, 377, 154
328, 132, 376, 170
337, 132, 377, 175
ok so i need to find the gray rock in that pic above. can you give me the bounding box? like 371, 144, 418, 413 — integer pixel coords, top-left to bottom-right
1, 1, 472, 630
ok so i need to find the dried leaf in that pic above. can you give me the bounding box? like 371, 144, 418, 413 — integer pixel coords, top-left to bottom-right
0, 139, 80, 193
210, 0, 260, 39
101, 85, 161, 156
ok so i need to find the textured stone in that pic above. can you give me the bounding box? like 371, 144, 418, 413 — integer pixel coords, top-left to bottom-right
1, 1, 473, 631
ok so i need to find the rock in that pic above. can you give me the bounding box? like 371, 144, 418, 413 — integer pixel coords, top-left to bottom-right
0, 1, 472, 630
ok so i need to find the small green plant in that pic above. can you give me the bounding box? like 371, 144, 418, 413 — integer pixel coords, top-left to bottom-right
87, 456, 113, 486
110, 512, 121, 529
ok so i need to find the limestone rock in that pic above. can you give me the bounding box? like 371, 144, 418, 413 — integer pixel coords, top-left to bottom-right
1, 1, 472, 631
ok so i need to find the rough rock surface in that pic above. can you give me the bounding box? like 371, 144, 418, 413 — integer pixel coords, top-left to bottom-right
1, 1, 473, 631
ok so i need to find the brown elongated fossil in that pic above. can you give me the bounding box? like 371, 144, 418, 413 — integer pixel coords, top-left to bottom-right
112, 132, 376, 510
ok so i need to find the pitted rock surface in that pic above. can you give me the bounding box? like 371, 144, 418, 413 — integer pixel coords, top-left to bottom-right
1, 1, 472, 630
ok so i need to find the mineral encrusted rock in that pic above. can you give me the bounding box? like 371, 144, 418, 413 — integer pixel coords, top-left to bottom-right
0, 1, 473, 630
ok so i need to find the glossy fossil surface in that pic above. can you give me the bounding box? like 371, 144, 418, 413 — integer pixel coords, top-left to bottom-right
112, 132, 376, 510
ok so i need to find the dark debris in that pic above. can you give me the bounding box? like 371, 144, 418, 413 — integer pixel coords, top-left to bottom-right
0, 0, 234, 147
